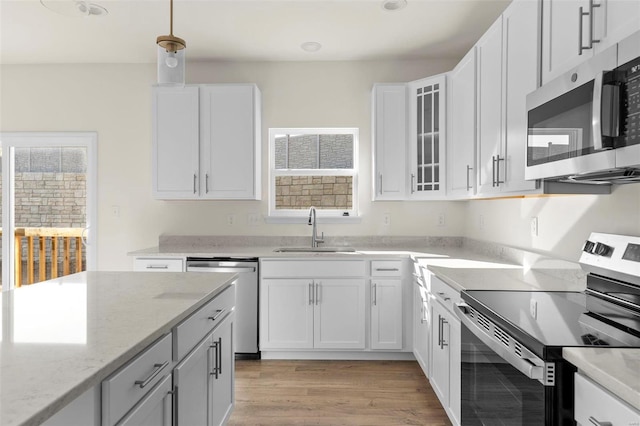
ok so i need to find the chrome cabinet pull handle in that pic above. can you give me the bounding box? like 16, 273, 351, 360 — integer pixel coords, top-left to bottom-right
379, 174, 383, 195
375, 268, 399, 272
146, 265, 169, 269
205, 173, 209, 193
579, 6, 588, 55
495, 155, 505, 186
466, 165, 473, 190
315, 282, 320, 305
588, 416, 612, 426
216, 337, 223, 376
441, 318, 449, 348
309, 282, 313, 305
208, 309, 225, 321
210, 341, 219, 379
135, 361, 169, 388
410, 173, 415, 194
193, 173, 197, 194
373, 283, 377, 306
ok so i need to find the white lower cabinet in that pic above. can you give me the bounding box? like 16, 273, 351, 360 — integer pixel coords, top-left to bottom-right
260, 277, 366, 350
412, 278, 430, 377
429, 276, 461, 426
174, 312, 235, 426
574, 372, 640, 425
370, 279, 403, 350
118, 375, 173, 426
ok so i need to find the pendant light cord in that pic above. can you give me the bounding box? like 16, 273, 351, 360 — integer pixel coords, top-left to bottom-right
169, 0, 174, 36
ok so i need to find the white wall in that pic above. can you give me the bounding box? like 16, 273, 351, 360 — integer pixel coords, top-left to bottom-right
0, 59, 466, 270
465, 185, 640, 261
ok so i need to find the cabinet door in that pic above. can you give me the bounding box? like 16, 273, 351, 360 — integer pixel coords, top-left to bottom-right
541, 0, 592, 84
597, 0, 640, 53
413, 284, 430, 377
408, 75, 447, 199
173, 332, 211, 426
447, 48, 477, 198
501, 0, 539, 193
118, 375, 173, 426
260, 279, 314, 349
210, 315, 234, 426
201, 85, 259, 200
314, 279, 366, 349
372, 84, 407, 200
152, 86, 200, 199
476, 17, 504, 196
430, 301, 450, 409
371, 279, 403, 350
448, 313, 461, 426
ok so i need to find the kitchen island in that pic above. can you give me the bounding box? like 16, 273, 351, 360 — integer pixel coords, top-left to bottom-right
0, 271, 236, 426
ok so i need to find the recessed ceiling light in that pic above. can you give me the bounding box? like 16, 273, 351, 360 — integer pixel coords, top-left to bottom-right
381, 0, 407, 12
301, 42, 322, 53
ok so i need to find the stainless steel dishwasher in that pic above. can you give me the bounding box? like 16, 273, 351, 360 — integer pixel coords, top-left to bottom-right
186, 257, 259, 359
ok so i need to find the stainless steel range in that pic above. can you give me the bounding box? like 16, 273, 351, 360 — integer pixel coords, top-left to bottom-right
456, 232, 640, 425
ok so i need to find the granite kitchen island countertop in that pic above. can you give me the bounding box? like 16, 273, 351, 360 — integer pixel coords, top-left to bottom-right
0, 271, 236, 426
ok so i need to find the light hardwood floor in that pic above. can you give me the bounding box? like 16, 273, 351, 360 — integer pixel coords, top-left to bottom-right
227, 360, 452, 426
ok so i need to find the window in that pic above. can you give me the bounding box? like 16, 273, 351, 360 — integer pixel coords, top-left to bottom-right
269, 128, 358, 217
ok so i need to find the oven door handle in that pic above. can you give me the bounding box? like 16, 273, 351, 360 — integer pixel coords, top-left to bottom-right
186, 265, 256, 273
455, 304, 547, 385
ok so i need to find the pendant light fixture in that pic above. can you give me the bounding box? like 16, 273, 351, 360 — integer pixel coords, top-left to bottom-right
156, 0, 186, 84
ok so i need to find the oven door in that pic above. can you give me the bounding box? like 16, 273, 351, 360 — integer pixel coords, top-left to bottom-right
456, 303, 548, 425
525, 45, 618, 181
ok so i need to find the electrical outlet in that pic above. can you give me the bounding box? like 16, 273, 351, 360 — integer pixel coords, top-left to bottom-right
248, 213, 260, 226
530, 299, 538, 319
530, 217, 538, 237
437, 213, 445, 227
479, 214, 484, 230
227, 214, 235, 226
383, 213, 391, 226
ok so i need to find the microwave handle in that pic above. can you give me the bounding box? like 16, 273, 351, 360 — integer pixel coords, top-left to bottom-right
592, 72, 604, 151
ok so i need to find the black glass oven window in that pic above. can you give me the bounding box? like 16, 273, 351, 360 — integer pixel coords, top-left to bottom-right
461, 325, 545, 425
527, 81, 594, 166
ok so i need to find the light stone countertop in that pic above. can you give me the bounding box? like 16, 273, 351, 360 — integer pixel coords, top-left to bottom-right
563, 348, 640, 411
0, 271, 236, 426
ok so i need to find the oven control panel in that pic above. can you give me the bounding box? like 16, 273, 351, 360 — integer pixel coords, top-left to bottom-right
580, 232, 640, 285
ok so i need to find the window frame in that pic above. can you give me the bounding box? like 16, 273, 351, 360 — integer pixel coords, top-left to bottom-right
268, 127, 359, 218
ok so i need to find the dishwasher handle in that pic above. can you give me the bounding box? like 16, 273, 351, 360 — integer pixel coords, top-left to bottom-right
186, 265, 256, 273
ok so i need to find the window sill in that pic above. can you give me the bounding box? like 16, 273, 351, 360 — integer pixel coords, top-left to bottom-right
265, 216, 363, 224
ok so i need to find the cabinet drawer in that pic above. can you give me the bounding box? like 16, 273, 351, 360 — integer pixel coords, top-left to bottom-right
431, 276, 461, 313
575, 373, 639, 425
371, 260, 403, 277
102, 333, 172, 426
134, 257, 184, 272
261, 260, 365, 278
174, 284, 235, 360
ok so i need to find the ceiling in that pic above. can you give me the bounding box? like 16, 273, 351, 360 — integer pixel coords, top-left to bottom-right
1, 0, 512, 64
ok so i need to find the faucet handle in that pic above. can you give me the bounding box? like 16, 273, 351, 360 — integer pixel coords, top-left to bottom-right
317, 232, 325, 244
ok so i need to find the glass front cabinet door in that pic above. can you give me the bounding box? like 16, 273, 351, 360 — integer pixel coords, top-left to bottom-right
408, 75, 446, 199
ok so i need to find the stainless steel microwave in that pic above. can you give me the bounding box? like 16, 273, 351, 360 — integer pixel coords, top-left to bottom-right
526, 42, 640, 183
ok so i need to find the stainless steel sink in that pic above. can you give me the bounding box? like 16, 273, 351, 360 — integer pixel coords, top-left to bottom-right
274, 247, 357, 253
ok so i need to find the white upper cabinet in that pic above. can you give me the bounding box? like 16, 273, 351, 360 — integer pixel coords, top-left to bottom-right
152, 86, 200, 198
152, 84, 261, 200
408, 75, 447, 199
447, 48, 477, 198
372, 84, 407, 200
476, 17, 506, 196
541, 0, 640, 84
200, 85, 261, 200
477, 0, 539, 196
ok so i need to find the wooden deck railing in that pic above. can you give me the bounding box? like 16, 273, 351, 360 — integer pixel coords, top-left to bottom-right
13, 227, 85, 287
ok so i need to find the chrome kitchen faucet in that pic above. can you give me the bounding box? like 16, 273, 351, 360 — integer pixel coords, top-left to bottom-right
308, 206, 325, 248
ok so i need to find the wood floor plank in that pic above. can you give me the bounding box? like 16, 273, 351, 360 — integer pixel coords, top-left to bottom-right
228, 360, 452, 425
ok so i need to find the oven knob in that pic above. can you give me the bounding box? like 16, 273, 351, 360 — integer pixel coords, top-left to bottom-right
583, 240, 595, 253
594, 243, 612, 257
